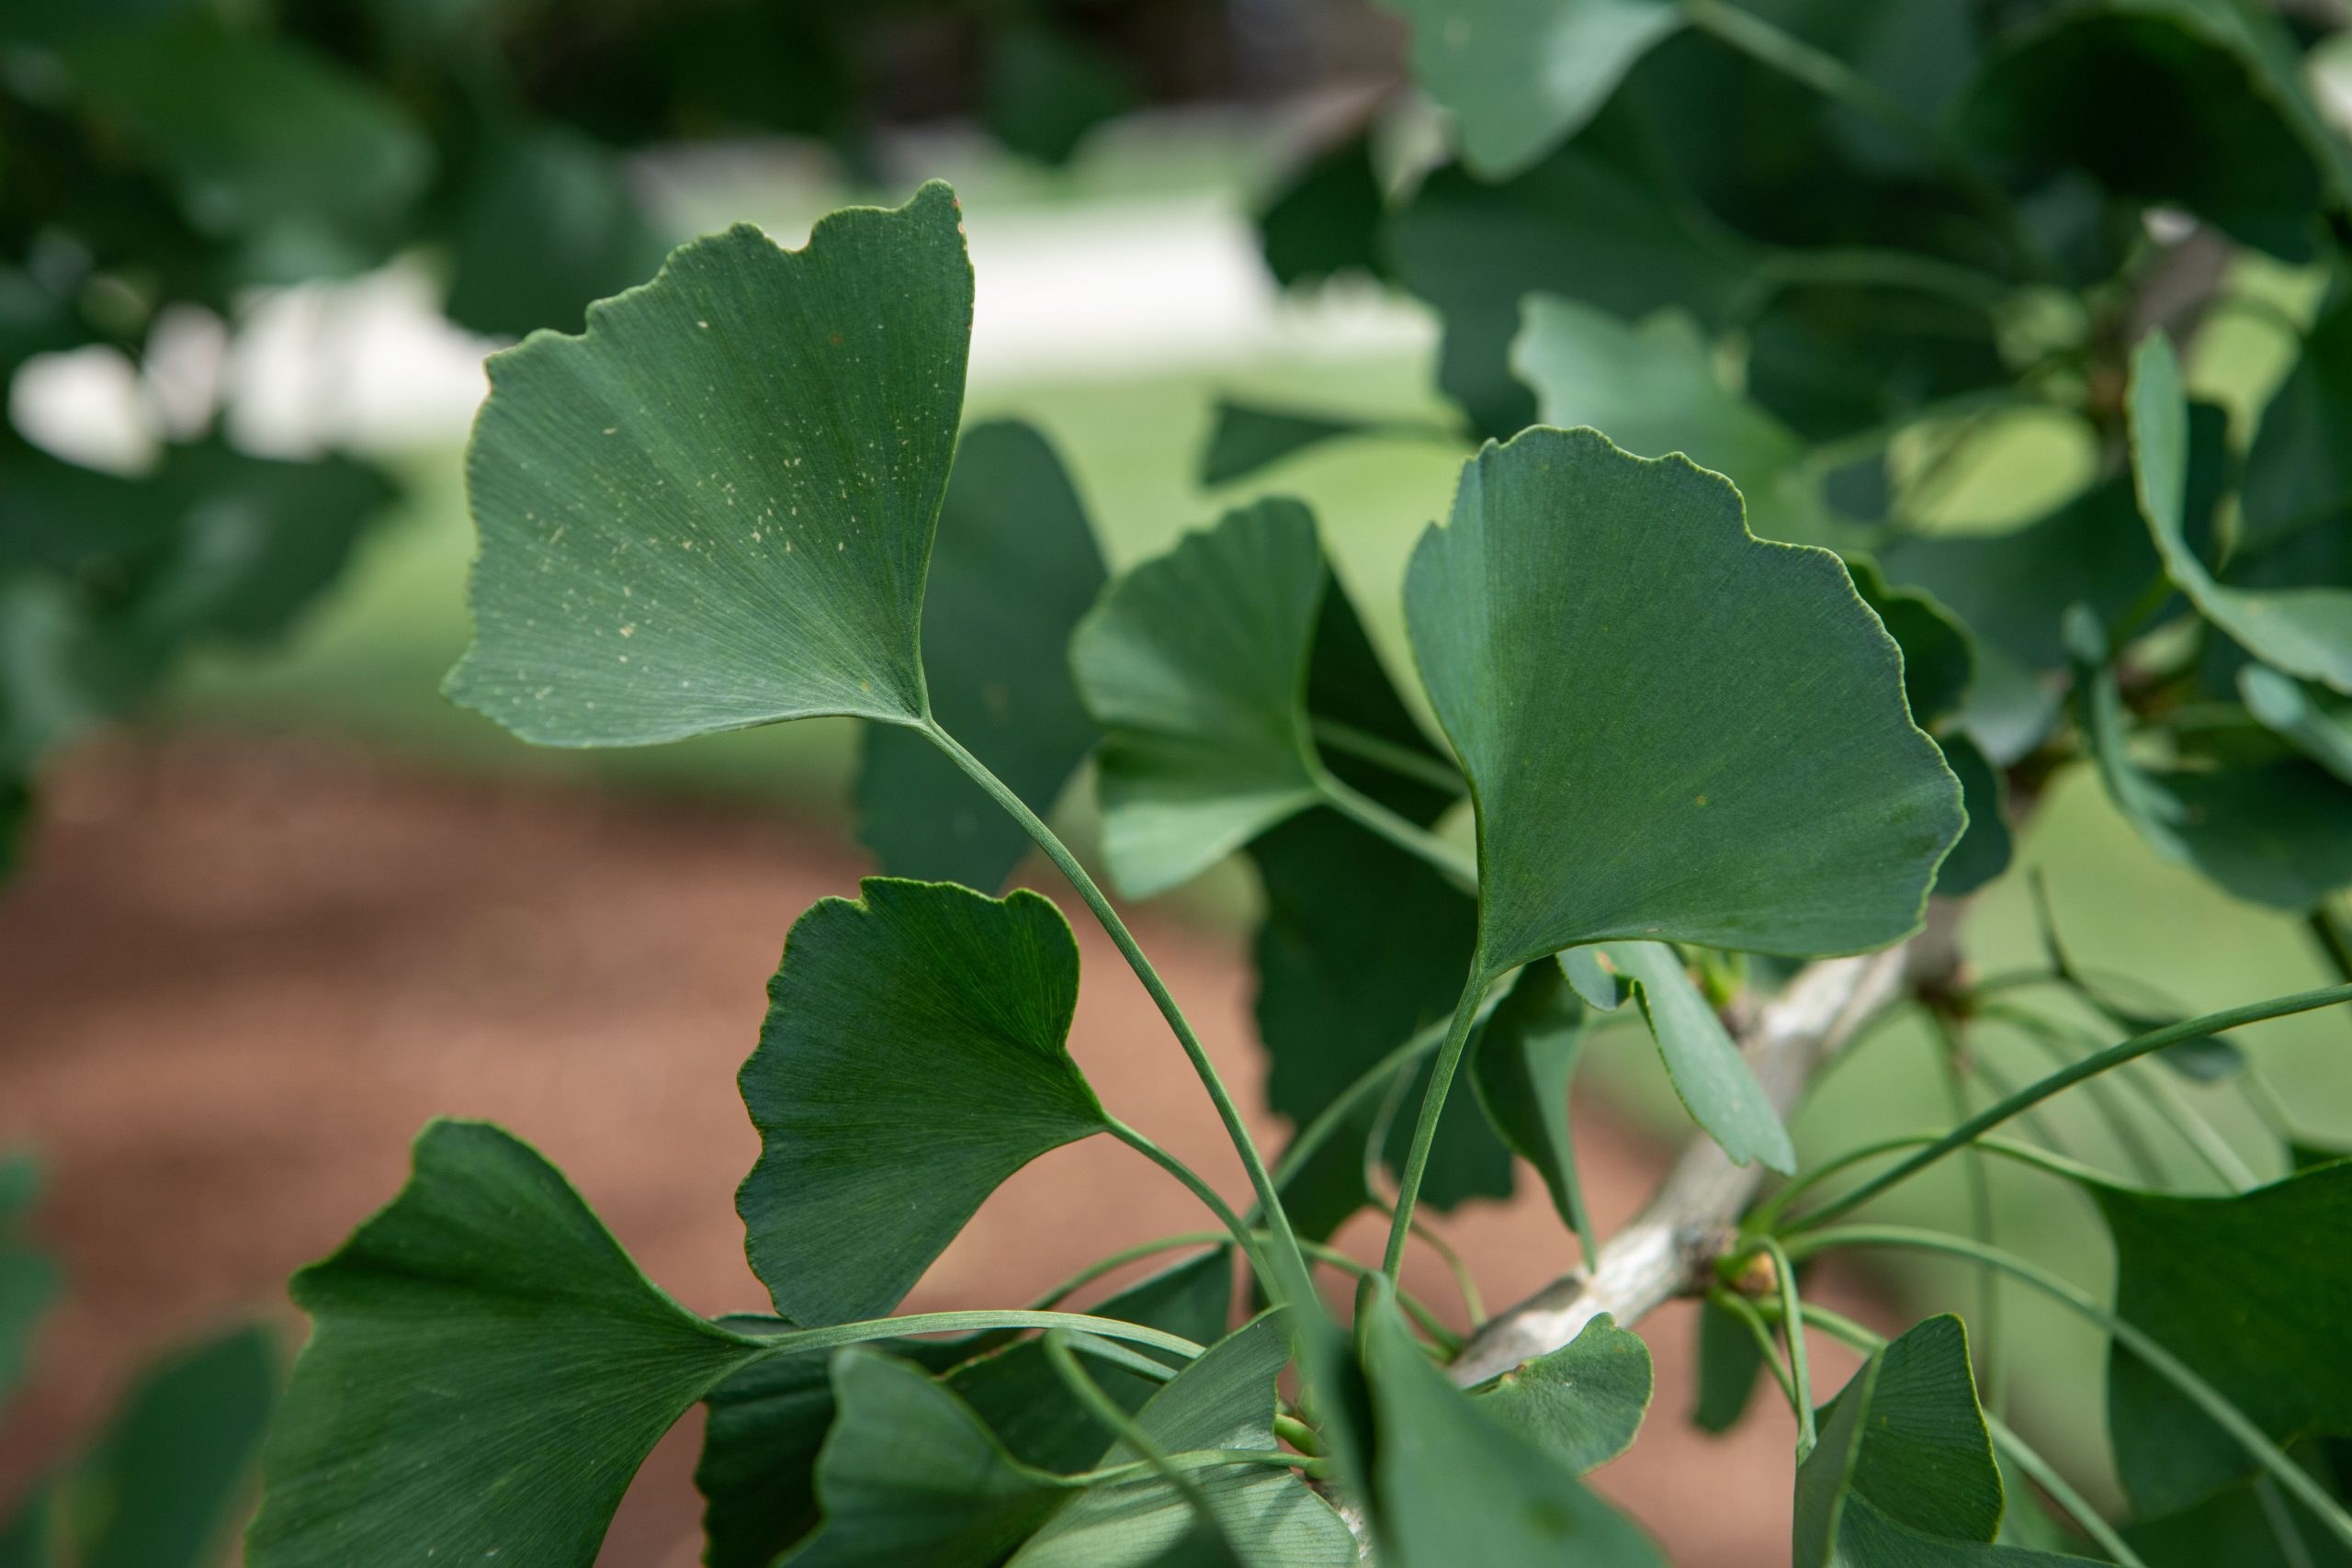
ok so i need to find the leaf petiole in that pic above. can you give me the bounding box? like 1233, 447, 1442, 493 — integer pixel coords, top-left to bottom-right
1309, 716, 1467, 798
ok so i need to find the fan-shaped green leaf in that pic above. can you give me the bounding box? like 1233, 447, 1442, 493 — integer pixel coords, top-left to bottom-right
1011, 1314, 1356, 1567
1074, 499, 1328, 897
2244, 299, 2352, 547
2131, 333, 2352, 694
1379, 0, 1683, 178
449, 181, 972, 742
1357, 1289, 1662, 1567
738, 878, 1111, 1325
247, 1121, 772, 1568
1599, 941, 1794, 1173
1796, 1315, 2094, 1565
855, 421, 1105, 891
784, 1351, 1068, 1567
1848, 557, 1974, 728
1933, 733, 2013, 897
1692, 1295, 1767, 1435
1405, 426, 1962, 975
1512, 297, 1841, 548
1199, 401, 1379, 488
1259, 134, 1387, 289
2089, 1162, 2352, 1517
1472, 1312, 1652, 1473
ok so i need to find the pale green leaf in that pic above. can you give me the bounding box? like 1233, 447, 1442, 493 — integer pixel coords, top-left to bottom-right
854, 421, 1105, 892
2131, 333, 2352, 694
449, 182, 973, 741
1380, 0, 1683, 178
1074, 499, 1327, 897
1602, 940, 1794, 1171
738, 878, 1111, 1325
1011, 1314, 1356, 1567
1472, 1312, 1653, 1473
1405, 426, 1963, 973
1512, 297, 1841, 547
247, 1121, 771, 1567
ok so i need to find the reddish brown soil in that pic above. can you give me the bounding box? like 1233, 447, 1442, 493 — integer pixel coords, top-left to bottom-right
0, 733, 1884, 1564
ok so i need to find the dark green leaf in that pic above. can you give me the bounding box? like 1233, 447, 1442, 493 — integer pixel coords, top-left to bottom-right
1387, 146, 1754, 437
1405, 427, 1964, 972
1074, 499, 1327, 897
1692, 1294, 1766, 1434
854, 421, 1106, 891
69, 1324, 275, 1568
448, 182, 972, 741
1469, 960, 1590, 1237
1934, 732, 2013, 897
2091, 1162, 2352, 1516
786, 1350, 1067, 1567
2068, 606, 2352, 909
1259, 135, 1388, 288
2123, 1470, 2352, 1568
1199, 402, 1379, 489
2242, 665, 2352, 785
1849, 557, 1975, 728
1599, 941, 1794, 1173
1010, 1314, 1355, 1566
1379, 0, 1683, 177
2243, 299, 2352, 547
952, 1251, 1234, 1474
247, 1121, 772, 1567
60, 19, 430, 267
0, 1480, 51, 1568
440, 124, 671, 341
1959, 0, 2349, 260
695, 1335, 837, 1568
983, 21, 1134, 165
1358, 1290, 1662, 1566
1473, 1312, 1652, 1472
739, 878, 1110, 1325
1512, 296, 1841, 547
2132, 333, 2352, 694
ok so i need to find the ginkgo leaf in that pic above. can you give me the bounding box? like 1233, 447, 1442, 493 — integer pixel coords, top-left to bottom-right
1512, 297, 1840, 548
1472, 1312, 1652, 1473
784, 1350, 1069, 1567
1200, 400, 1378, 488
247, 1121, 773, 1568
1258, 134, 1387, 288
68, 1325, 276, 1568
1011, 1314, 1356, 1567
1933, 733, 2014, 898
1847, 556, 1974, 728
1795, 1315, 2095, 1566
1600, 941, 1794, 1174
1468, 960, 1590, 1238
1379, 0, 1683, 178
2131, 333, 2352, 694
738, 878, 1111, 1325
1405, 427, 1963, 974
448, 181, 973, 743
1356, 1289, 1662, 1567
2089, 1162, 2352, 1517
1073, 499, 1328, 898
854, 421, 1106, 892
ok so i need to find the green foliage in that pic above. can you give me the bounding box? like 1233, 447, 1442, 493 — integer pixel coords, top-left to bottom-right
1473, 1313, 1654, 1472
738, 879, 1110, 1326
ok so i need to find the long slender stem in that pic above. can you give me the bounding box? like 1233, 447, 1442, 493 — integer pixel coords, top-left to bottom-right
1266, 989, 1517, 1191
1756, 1236, 1817, 1456
1108, 1119, 1265, 1277
1784, 985, 2352, 1233
1309, 716, 1466, 797
1983, 1002, 2253, 1189
739, 1308, 1205, 1361
1990, 1006, 2165, 1186
923, 722, 1312, 1298
1315, 769, 1478, 891
1382, 970, 1491, 1280
1710, 1288, 1801, 1411
1756, 1130, 2109, 1232
1782, 1225, 2352, 1549
1025, 1233, 1228, 1312
1931, 1015, 2004, 1412
1066, 1448, 1317, 1488
1792, 1302, 2147, 1568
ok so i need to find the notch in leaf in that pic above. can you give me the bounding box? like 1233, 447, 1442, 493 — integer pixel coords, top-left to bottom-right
447, 181, 972, 743
738, 878, 1113, 1325
1404, 424, 1965, 975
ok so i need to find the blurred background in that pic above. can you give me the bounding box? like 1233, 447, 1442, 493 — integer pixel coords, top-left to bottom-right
4, 1, 2350, 1563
